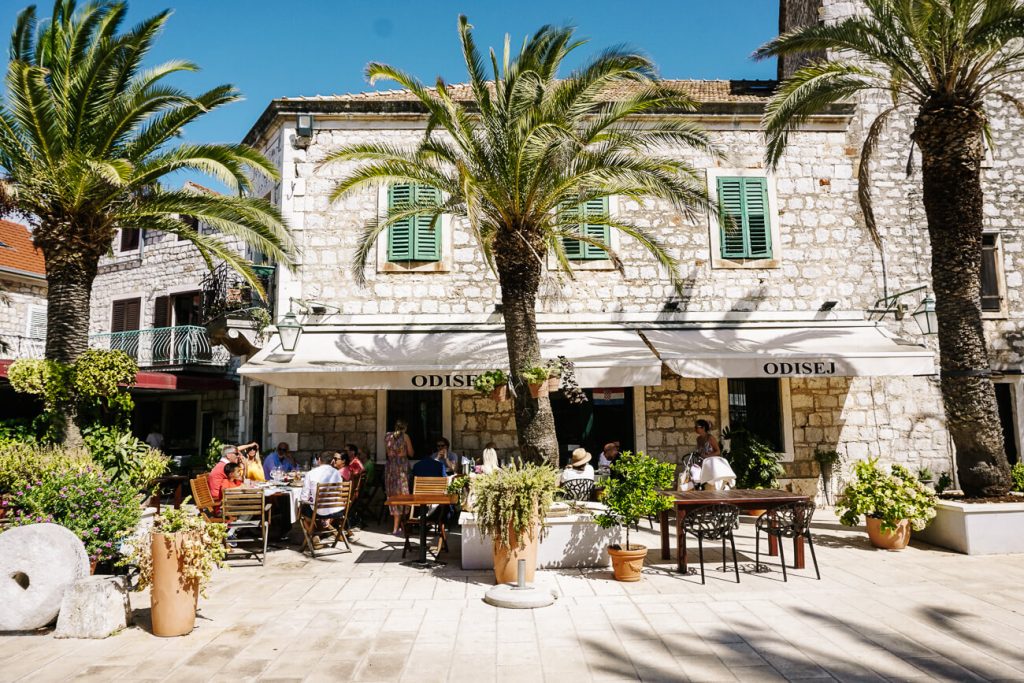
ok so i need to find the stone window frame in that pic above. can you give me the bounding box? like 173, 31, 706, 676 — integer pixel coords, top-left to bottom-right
375, 184, 453, 275
115, 227, 142, 255
717, 377, 795, 462
706, 168, 783, 270
981, 230, 1008, 319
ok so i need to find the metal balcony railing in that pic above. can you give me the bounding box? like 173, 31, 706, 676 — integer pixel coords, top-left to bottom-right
88, 326, 231, 368
1, 335, 45, 359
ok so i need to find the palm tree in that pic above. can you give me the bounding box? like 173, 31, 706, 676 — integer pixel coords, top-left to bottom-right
1, 1, 294, 440
756, 0, 1022, 496
326, 17, 718, 464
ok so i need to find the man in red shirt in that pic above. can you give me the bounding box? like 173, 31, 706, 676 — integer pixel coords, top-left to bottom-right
209, 445, 242, 503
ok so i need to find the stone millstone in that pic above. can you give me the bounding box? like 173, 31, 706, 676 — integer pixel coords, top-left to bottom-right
0, 523, 90, 631
55, 576, 131, 639
484, 583, 558, 609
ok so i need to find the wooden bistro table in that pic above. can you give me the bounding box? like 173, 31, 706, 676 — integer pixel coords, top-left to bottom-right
385, 493, 458, 569
659, 489, 811, 573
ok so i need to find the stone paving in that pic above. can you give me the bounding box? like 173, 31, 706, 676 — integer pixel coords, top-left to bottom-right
3, 511, 1024, 682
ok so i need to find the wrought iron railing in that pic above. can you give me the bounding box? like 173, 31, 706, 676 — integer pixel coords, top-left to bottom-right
200, 261, 276, 323
88, 326, 231, 368
1, 335, 45, 359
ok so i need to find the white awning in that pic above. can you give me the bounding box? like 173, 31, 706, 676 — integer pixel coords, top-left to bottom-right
238, 329, 662, 390
642, 324, 935, 379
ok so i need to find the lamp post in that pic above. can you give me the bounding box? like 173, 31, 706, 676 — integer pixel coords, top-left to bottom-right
276, 312, 302, 352
912, 294, 938, 336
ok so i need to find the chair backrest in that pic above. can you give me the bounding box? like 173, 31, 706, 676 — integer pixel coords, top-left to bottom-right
314, 481, 351, 513
350, 472, 365, 500
765, 500, 815, 536
413, 476, 449, 496
191, 475, 215, 512
560, 478, 594, 501
222, 488, 267, 523
685, 503, 741, 539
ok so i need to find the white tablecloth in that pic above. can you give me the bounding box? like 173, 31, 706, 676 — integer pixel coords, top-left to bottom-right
700, 457, 737, 490
261, 485, 301, 524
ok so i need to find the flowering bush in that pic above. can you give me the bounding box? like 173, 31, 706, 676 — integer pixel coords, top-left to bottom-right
836, 458, 937, 533
3, 466, 143, 563
0, 442, 94, 493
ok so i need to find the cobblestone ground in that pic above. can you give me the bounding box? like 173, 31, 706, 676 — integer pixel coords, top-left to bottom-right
3, 511, 1024, 682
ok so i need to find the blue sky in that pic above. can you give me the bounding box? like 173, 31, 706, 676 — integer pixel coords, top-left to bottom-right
1, 1, 779, 183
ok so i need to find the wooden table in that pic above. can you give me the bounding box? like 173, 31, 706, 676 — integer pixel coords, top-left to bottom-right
659, 489, 811, 573
150, 475, 189, 512
385, 493, 458, 568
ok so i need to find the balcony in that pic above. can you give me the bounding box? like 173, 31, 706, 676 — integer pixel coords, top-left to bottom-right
1, 335, 45, 360
88, 326, 232, 371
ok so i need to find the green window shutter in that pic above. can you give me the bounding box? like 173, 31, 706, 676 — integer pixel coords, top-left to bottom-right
582, 197, 610, 260
387, 183, 413, 261
412, 184, 441, 261
717, 176, 772, 259
560, 202, 584, 258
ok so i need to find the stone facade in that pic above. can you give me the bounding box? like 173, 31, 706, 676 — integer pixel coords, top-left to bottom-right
270, 389, 377, 459
0, 274, 47, 358
643, 372, 720, 461
451, 391, 517, 458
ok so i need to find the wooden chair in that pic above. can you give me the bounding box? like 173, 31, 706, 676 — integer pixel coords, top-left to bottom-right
222, 488, 272, 566
300, 481, 352, 558
402, 477, 450, 558
190, 475, 224, 523
346, 472, 366, 530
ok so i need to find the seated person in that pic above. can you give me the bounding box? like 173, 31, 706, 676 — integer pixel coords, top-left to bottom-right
209, 445, 242, 503
481, 442, 499, 474
412, 450, 448, 479
344, 444, 366, 477
333, 451, 351, 481
598, 441, 620, 469
239, 443, 265, 482
300, 451, 344, 525
263, 442, 298, 479
434, 437, 469, 474
559, 448, 595, 485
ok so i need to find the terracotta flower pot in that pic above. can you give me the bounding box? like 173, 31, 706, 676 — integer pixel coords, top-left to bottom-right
492, 525, 539, 584
150, 531, 199, 637
866, 517, 911, 550
546, 377, 560, 392
527, 381, 549, 398
490, 385, 508, 402
608, 544, 647, 582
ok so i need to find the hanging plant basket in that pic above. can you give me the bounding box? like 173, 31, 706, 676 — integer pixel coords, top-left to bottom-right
527, 381, 549, 398
546, 376, 560, 392
490, 385, 509, 402
473, 370, 509, 401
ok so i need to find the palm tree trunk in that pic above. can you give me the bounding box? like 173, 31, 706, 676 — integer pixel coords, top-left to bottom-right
495, 232, 560, 466
914, 104, 1011, 497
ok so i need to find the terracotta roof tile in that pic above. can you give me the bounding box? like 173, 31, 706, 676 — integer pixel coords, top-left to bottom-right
0, 219, 44, 278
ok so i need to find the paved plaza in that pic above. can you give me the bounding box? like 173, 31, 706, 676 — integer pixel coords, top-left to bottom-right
3, 511, 1024, 683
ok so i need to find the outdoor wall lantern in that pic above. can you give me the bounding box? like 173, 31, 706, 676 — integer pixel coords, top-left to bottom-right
276, 312, 302, 352
911, 294, 938, 336
296, 113, 314, 138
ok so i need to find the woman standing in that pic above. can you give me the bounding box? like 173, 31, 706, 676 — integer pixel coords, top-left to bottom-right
385, 419, 414, 535
695, 420, 721, 458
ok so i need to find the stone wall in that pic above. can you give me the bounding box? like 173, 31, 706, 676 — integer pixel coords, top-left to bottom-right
643, 371, 720, 464
0, 275, 47, 355
451, 390, 517, 460
270, 388, 377, 462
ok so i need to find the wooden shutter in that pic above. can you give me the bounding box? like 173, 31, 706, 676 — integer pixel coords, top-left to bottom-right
981, 233, 1002, 312
153, 296, 171, 328
717, 177, 772, 259
412, 184, 441, 261
387, 183, 413, 261
25, 304, 46, 339
560, 202, 584, 258
582, 197, 610, 260
111, 298, 141, 333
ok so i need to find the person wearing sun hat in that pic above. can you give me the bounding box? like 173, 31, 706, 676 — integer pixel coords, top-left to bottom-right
559, 447, 595, 485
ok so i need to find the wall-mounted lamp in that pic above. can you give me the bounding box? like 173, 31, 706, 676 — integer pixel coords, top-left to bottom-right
276, 312, 302, 352
296, 113, 314, 138
911, 294, 938, 336
868, 285, 937, 336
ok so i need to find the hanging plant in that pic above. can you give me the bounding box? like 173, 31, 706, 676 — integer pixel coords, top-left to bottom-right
520, 365, 550, 398
551, 356, 588, 405
473, 370, 509, 401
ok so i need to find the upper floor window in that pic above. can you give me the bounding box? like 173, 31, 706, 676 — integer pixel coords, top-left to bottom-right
118, 228, 140, 252
560, 197, 610, 261
25, 304, 46, 340
387, 183, 441, 262
718, 176, 771, 260
981, 232, 1006, 315
178, 215, 199, 241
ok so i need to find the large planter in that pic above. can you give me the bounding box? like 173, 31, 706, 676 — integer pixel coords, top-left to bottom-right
913, 497, 1024, 555
608, 544, 647, 582
492, 525, 538, 584
150, 531, 198, 637
866, 517, 911, 550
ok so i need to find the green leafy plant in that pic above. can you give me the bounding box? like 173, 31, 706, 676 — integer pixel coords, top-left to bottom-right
196, 437, 225, 471
472, 370, 507, 395
917, 466, 935, 483
121, 502, 227, 598
3, 464, 142, 563
470, 462, 560, 552
936, 471, 954, 495
723, 426, 784, 489
0, 419, 40, 448
519, 365, 550, 385
594, 451, 675, 551
1011, 463, 1024, 493
836, 458, 937, 533
447, 475, 470, 495
0, 442, 94, 494
82, 426, 169, 493
814, 448, 841, 469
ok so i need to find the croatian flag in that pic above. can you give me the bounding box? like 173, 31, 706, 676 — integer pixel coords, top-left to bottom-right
592, 388, 625, 406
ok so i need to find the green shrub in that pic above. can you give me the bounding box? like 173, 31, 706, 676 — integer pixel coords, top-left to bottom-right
723, 426, 784, 489
3, 465, 142, 563
470, 462, 560, 552
82, 426, 169, 492
0, 418, 40, 448
594, 451, 675, 550
0, 442, 94, 494
836, 458, 937, 533
519, 365, 550, 384
1011, 462, 1024, 493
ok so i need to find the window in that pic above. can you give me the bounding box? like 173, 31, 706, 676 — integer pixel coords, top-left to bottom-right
178, 215, 199, 241
981, 232, 1005, 314
727, 378, 783, 452
387, 183, 441, 262
25, 304, 46, 340
717, 176, 771, 259
110, 297, 141, 359
119, 228, 140, 252
560, 197, 610, 260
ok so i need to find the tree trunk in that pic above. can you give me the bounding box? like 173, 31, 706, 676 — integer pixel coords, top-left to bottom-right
913, 104, 1011, 497
495, 230, 560, 467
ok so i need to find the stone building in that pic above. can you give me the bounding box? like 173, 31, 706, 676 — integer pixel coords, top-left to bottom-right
0, 219, 48, 419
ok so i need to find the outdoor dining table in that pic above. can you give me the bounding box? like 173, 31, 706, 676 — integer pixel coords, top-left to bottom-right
659, 489, 811, 573
385, 493, 458, 569
260, 483, 301, 524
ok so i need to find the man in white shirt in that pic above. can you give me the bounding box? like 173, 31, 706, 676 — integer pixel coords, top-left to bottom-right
559, 448, 595, 485
301, 451, 344, 519
145, 425, 164, 450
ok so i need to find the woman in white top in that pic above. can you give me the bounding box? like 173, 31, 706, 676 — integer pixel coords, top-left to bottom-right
481, 442, 500, 474
559, 448, 595, 485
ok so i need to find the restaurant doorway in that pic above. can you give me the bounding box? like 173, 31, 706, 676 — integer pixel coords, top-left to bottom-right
386, 390, 443, 461
550, 388, 635, 467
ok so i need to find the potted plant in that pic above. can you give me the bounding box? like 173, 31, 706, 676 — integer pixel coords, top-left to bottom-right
936, 471, 954, 495
1013, 463, 1024, 493
594, 451, 675, 581
917, 466, 935, 489
447, 474, 472, 510
543, 359, 562, 392
122, 503, 227, 636
519, 365, 550, 398
836, 458, 937, 550
814, 447, 841, 505
473, 370, 509, 402
723, 426, 784, 515
470, 462, 559, 584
